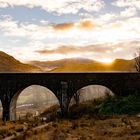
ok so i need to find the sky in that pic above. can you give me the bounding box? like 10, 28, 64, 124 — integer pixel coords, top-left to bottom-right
0, 0, 140, 63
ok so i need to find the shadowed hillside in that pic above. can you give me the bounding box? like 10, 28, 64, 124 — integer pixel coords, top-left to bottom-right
0, 51, 42, 72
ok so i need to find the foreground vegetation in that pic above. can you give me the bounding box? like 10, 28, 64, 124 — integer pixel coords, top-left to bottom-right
0, 93, 140, 140
69, 93, 140, 118
26, 115, 140, 140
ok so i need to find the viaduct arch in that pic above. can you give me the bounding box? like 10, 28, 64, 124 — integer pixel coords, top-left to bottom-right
0, 73, 139, 121
10, 85, 59, 120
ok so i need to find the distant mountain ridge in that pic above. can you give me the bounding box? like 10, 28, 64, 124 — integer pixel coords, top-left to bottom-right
29, 58, 93, 71
30, 58, 136, 72
0, 51, 41, 72
0, 51, 136, 72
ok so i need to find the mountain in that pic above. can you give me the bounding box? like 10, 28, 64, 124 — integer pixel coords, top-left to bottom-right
30, 58, 136, 72
0, 51, 42, 72
0, 51, 136, 72
29, 58, 93, 71
108, 59, 135, 71
50, 59, 136, 72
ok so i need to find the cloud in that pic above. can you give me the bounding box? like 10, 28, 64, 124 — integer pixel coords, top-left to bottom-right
40, 20, 49, 25
35, 44, 115, 61
112, 0, 140, 10
78, 19, 95, 29
36, 44, 119, 55
0, 17, 26, 37
0, 0, 105, 15
0, 16, 140, 46
97, 13, 118, 23
0, 1, 140, 63
52, 19, 100, 31
34, 40, 140, 62
79, 13, 93, 18
120, 7, 137, 17
53, 23, 74, 31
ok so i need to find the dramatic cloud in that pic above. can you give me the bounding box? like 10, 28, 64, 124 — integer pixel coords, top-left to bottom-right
0, 0, 140, 62
0, 0, 105, 14
0, 16, 140, 45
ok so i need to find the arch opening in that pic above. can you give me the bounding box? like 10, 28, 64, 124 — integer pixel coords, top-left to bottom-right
10, 85, 60, 121
70, 85, 115, 106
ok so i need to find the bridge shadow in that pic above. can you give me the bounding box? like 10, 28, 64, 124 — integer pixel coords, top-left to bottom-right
10, 85, 60, 121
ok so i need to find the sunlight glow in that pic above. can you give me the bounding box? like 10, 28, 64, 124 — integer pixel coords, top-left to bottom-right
97, 58, 114, 64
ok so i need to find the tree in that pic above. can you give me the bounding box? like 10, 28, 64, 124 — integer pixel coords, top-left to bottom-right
135, 49, 140, 72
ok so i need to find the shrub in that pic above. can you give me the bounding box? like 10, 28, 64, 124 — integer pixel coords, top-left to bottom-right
69, 93, 140, 117
99, 93, 140, 115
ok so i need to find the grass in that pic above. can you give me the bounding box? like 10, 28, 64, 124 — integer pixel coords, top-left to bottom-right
25, 115, 140, 140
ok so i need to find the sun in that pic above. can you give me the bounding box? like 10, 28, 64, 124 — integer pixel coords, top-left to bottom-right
97, 58, 114, 64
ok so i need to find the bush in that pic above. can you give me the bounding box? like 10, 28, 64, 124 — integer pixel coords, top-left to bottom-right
99, 93, 140, 115
69, 98, 104, 118
69, 93, 140, 118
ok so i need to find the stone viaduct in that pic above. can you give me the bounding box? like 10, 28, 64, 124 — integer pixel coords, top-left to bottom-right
0, 73, 140, 121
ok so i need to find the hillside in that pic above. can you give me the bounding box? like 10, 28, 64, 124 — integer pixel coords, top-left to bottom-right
0, 51, 136, 72
50, 59, 136, 72
0, 51, 42, 72
29, 58, 93, 71
109, 59, 135, 71
30, 58, 136, 72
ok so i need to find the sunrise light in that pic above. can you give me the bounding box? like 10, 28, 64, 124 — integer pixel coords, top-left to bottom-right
0, 0, 139, 63
97, 58, 114, 64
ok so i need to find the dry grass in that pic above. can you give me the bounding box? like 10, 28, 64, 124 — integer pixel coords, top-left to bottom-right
23, 115, 140, 140
0, 121, 25, 139
0, 112, 140, 140
0, 116, 46, 139
1, 95, 140, 140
